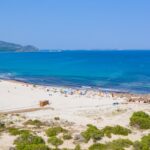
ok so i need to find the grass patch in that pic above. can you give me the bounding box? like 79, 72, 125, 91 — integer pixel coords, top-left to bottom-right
102, 125, 131, 138
46, 126, 67, 137
89, 143, 106, 150
133, 134, 150, 150
0, 122, 5, 132
89, 139, 133, 150
130, 111, 150, 129
14, 133, 48, 150
74, 144, 81, 150
8, 127, 30, 136
48, 136, 63, 148
24, 119, 43, 127
106, 138, 133, 150
17, 144, 49, 150
81, 124, 103, 143
63, 133, 72, 140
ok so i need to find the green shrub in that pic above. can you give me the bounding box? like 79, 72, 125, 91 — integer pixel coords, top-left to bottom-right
133, 134, 150, 150
24, 119, 43, 127
14, 133, 45, 150
8, 127, 30, 136
74, 144, 81, 150
63, 133, 72, 140
17, 144, 49, 150
0, 122, 5, 128
89, 139, 133, 150
102, 125, 131, 138
133, 141, 143, 150
48, 136, 63, 148
0, 122, 5, 132
130, 111, 150, 129
106, 139, 133, 150
46, 126, 67, 137
81, 124, 103, 143
89, 143, 106, 150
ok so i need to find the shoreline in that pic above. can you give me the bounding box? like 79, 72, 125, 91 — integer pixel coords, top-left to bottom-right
0, 78, 150, 114
1, 79, 150, 105
1, 78, 150, 100
0, 78, 150, 149
1, 78, 149, 96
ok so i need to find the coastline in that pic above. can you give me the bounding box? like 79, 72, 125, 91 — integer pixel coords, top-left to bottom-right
1, 78, 150, 101
0, 79, 150, 149
0, 78, 150, 116
1, 77, 149, 94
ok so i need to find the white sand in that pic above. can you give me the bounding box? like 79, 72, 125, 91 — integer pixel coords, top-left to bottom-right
0, 79, 150, 127
0, 80, 125, 125
0, 79, 150, 149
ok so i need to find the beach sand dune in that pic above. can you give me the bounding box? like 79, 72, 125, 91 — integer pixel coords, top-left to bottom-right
0, 80, 150, 149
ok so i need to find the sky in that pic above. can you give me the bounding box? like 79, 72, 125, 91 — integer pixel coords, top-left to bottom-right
0, 0, 150, 50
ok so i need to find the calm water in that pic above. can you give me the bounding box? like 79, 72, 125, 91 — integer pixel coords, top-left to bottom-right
0, 50, 150, 93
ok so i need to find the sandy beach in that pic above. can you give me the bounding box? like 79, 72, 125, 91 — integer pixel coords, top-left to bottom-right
0, 79, 150, 149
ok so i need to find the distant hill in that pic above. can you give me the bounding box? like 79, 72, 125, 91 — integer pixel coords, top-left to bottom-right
0, 41, 39, 52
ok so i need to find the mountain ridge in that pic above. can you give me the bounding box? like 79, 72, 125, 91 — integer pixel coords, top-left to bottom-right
0, 41, 39, 52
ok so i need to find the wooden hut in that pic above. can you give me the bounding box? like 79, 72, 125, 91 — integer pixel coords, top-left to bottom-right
39, 100, 49, 107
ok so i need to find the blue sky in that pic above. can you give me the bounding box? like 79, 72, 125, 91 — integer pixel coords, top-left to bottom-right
0, 0, 150, 49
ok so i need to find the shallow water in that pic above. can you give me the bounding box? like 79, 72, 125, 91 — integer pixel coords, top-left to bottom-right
0, 50, 150, 93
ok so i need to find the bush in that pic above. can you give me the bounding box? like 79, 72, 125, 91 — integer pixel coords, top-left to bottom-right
63, 133, 72, 140
48, 136, 63, 148
133, 134, 150, 150
24, 119, 43, 127
81, 124, 103, 143
133, 141, 143, 150
17, 144, 49, 150
0, 122, 5, 128
107, 139, 133, 150
0, 122, 5, 132
14, 133, 46, 150
74, 144, 81, 150
102, 125, 131, 138
46, 126, 67, 137
8, 127, 30, 136
89, 139, 133, 150
89, 143, 106, 150
130, 111, 150, 129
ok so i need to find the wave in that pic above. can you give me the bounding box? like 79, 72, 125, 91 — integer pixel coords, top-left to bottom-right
0, 72, 16, 79
0, 73, 149, 94
39, 49, 63, 52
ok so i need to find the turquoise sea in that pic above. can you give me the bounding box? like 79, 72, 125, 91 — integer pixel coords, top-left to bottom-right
0, 50, 150, 94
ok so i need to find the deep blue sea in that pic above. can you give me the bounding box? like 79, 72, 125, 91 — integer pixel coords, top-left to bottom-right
0, 50, 150, 94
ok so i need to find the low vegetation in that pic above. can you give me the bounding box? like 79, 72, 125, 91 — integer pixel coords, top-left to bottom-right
24, 119, 43, 127
130, 111, 150, 129
74, 144, 81, 150
48, 136, 63, 148
16, 144, 50, 150
46, 126, 67, 137
81, 124, 103, 142
133, 134, 150, 150
89, 139, 133, 150
89, 143, 106, 150
8, 127, 30, 136
1, 111, 150, 149
0, 122, 5, 132
14, 133, 48, 150
63, 133, 72, 140
102, 125, 131, 138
